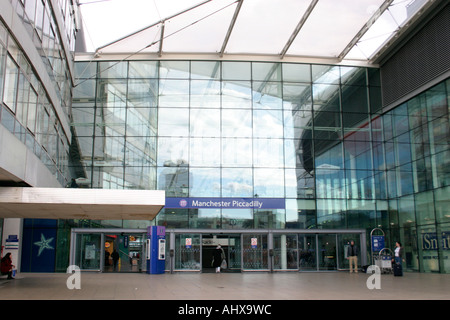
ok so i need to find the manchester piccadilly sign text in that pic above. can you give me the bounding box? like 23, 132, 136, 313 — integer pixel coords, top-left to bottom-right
165, 198, 286, 209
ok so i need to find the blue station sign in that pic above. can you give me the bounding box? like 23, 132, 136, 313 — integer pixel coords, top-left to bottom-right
165, 197, 286, 210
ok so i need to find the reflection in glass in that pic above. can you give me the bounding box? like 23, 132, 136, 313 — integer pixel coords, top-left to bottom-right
99, 61, 127, 78
190, 138, 221, 167
160, 61, 189, 79
222, 109, 252, 137
124, 166, 156, 190
285, 168, 315, 199
157, 167, 189, 197
222, 80, 252, 109
191, 61, 220, 80
126, 107, 157, 137
252, 62, 282, 82
282, 63, 311, 83
190, 109, 220, 137
127, 79, 158, 108
342, 85, 368, 113
190, 80, 220, 108
157, 137, 189, 167
222, 61, 251, 80
190, 208, 221, 229
313, 83, 340, 113
129, 61, 158, 78
222, 138, 252, 167
316, 199, 346, 229
284, 110, 313, 140
158, 79, 189, 107
312, 65, 340, 84
253, 139, 284, 168
158, 108, 189, 136
253, 81, 282, 110
254, 209, 285, 229
222, 209, 252, 229
254, 168, 284, 197
222, 168, 253, 197
253, 109, 283, 138
189, 168, 220, 197
283, 83, 312, 111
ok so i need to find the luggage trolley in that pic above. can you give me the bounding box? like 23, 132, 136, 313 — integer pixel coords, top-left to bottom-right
375, 248, 393, 274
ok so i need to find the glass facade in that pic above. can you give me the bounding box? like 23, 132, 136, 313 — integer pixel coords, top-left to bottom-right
72, 59, 449, 273
0, 1, 75, 186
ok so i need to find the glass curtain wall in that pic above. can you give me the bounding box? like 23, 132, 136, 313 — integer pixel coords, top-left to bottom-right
0, 20, 71, 186
73, 59, 449, 273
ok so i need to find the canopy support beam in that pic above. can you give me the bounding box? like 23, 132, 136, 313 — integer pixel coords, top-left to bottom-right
338, 0, 394, 61
280, 0, 319, 60
219, 0, 244, 58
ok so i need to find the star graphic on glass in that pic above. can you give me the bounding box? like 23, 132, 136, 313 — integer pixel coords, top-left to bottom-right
34, 234, 55, 257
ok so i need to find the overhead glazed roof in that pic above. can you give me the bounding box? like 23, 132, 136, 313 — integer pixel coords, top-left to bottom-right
79, 0, 434, 64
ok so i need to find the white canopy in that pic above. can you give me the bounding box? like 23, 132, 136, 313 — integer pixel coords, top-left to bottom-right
78, 0, 434, 64
0, 188, 165, 220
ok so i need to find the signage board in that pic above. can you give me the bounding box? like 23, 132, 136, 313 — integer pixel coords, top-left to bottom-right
166, 197, 285, 209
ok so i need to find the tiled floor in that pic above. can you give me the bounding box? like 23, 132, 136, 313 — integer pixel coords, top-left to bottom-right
0, 271, 448, 300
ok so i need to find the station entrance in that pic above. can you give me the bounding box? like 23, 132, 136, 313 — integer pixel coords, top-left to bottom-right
70, 230, 146, 273
170, 230, 367, 272
70, 229, 367, 273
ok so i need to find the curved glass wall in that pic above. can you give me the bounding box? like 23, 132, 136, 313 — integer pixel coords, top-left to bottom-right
73, 59, 449, 273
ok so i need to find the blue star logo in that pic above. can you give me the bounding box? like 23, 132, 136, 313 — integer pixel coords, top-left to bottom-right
34, 234, 55, 257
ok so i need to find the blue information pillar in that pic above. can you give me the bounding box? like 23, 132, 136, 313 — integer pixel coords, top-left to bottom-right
146, 226, 166, 274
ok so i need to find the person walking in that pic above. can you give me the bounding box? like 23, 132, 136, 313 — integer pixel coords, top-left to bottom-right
347, 240, 358, 273
212, 245, 224, 273
1, 253, 15, 279
111, 249, 120, 271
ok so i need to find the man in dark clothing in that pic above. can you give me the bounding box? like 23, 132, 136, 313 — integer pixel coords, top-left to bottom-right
111, 250, 120, 271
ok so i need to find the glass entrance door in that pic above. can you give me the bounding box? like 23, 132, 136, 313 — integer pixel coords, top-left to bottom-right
227, 234, 241, 272
201, 234, 241, 272
273, 234, 298, 270
104, 233, 144, 273
298, 234, 317, 271
74, 233, 102, 271
243, 234, 268, 270
175, 234, 201, 271
318, 234, 337, 270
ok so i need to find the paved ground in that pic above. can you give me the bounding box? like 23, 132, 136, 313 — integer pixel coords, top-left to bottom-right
0, 271, 448, 301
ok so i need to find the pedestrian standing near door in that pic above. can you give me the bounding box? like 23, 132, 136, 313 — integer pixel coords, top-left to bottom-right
393, 241, 404, 276
212, 245, 224, 273
111, 249, 120, 271
347, 240, 358, 273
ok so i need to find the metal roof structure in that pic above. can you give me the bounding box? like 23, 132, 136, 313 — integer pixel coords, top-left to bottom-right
78, 0, 437, 65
